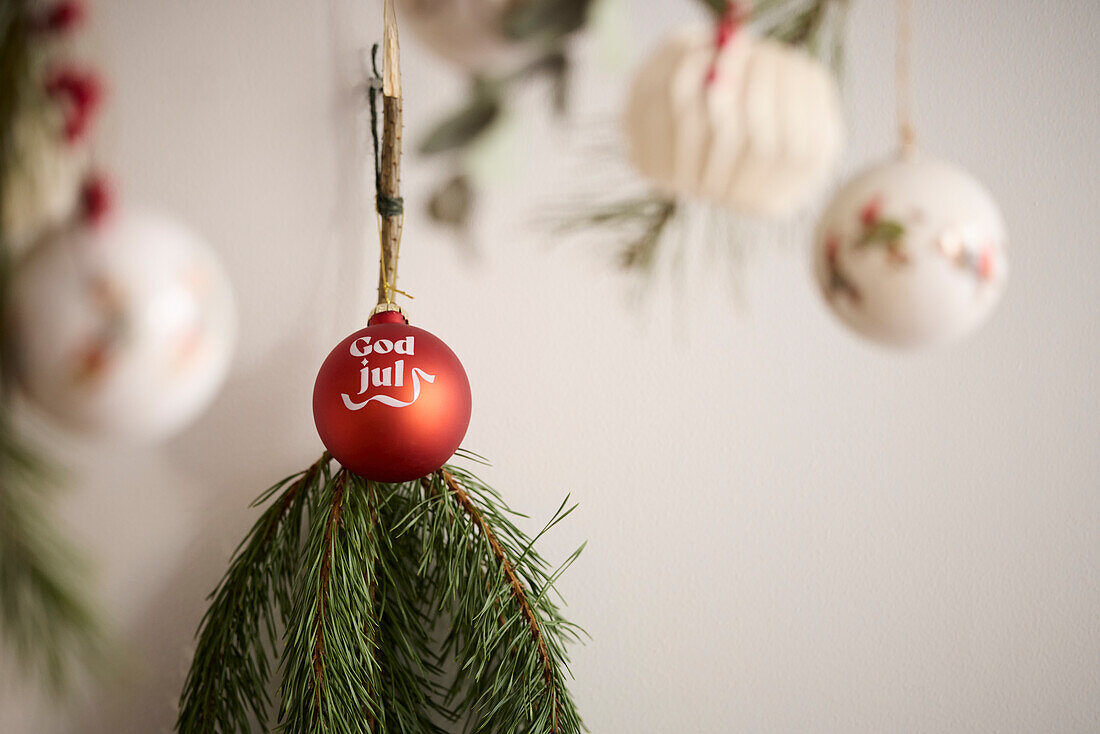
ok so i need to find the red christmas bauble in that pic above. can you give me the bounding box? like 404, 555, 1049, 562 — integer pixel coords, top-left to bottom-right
313, 310, 472, 482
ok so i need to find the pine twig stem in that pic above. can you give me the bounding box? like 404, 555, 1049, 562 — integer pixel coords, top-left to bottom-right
377, 0, 404, 305
439, 470, 558, 698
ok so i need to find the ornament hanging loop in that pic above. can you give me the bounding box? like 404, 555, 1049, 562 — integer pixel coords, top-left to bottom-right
375, 0, 405, 306
896, 0, 917, 157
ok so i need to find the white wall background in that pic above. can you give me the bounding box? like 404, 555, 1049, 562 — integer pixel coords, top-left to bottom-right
2, 1, 1098, 732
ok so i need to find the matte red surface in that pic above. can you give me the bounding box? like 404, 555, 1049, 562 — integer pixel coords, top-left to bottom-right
313, 314, 471, 482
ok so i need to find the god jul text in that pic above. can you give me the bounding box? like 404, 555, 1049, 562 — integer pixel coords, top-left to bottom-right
341, 335, 436, 411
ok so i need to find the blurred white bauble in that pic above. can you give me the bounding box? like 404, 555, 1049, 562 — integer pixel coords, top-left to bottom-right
1, 113, 87, 251
395, 0, 537, 73
7, 211, 237, 441
813, 155, 1008, 348
623, 26, 844, 216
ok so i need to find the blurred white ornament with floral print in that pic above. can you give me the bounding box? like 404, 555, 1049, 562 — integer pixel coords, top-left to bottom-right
7, 210, 237, 441
813, 155, 1007, 347
622, 17, 844, 216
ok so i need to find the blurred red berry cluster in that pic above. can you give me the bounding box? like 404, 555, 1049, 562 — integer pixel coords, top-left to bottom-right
31, 0, 86, 34
80, 174, 112, 225
32, 1, 112, 224
45, 68, 102, 143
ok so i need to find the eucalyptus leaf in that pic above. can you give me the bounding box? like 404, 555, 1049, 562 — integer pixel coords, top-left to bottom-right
420, 93, 501, 156
696, 0, 729, 15
540, 51, 570, 114
503, 0, 592, 41
428, 174, 474, 228
860, 220, 906, 247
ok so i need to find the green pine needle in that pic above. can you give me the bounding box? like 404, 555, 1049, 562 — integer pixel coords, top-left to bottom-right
414, 469, 586, 734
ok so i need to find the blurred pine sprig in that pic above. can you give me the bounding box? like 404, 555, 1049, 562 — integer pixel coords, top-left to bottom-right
0, 422, 105, 691
0, 0, 106, 693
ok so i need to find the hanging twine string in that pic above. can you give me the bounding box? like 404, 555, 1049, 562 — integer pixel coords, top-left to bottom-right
896, 0, 916, 155
370, 0, 408, 308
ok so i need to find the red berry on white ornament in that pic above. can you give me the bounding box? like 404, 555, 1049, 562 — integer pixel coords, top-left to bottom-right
32, 1, 87, 34
813, 154, 1008, 347
6, 210, 237, 441
45, 67, 103, 144
80, 172, 113, 226
313, 307, 472, 483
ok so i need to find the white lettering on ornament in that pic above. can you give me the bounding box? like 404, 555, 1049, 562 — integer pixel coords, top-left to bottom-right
350, 335, 416, 357
341, 335, 435, 410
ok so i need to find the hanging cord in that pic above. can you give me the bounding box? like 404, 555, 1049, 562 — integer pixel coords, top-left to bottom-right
370, 0, 408, 308
896, 0, 916, 155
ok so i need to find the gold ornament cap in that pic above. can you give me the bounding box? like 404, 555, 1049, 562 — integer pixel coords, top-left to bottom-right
370, 301, 408, 321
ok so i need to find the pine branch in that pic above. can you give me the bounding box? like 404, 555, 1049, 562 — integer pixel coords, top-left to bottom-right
414, 469, 586, 734
443, 471, 556, 692
278, 469, 383, 734
0, 424, 105, 691
555, 193, 678, 275
179, 459, 585, 733
176, 456, 325, 733
373, 483, 451, 734
615, 198, 677, 272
